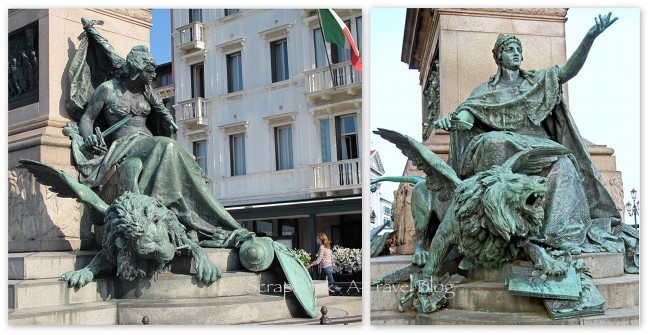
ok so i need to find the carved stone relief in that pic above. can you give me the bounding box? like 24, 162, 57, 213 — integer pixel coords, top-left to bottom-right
8, 168, 90, 252
8, 22, 39, 109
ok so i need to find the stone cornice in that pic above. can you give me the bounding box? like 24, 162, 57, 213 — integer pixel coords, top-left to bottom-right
89, 9, 152, 28
259, 23, 293, 41
263, 112, 298, 127
219, 121, 250, 135
437, 8, 568, 22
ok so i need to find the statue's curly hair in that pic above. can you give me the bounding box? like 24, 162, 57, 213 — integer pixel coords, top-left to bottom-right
122, 45, 156, 80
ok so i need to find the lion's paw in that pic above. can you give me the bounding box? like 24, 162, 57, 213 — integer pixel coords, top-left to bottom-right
61, 268, 94, 288
195, 257, 222, 285
412, 249, 429, 266
536, 258, 569, 277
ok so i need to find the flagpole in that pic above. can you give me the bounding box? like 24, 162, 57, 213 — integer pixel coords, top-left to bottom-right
317, 9, 337, 90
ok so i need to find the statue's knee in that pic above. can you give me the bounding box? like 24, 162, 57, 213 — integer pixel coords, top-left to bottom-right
120, 157, 143, 172
480, 132, 509, 151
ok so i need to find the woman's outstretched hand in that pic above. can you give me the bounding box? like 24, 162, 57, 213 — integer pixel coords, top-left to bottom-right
587, 12, 618, 39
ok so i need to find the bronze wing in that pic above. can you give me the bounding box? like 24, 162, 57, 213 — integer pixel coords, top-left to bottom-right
374, 128, 461, 201
17, 159, 109, 214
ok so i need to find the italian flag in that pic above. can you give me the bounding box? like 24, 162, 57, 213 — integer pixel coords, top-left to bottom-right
319, 9, 362, 71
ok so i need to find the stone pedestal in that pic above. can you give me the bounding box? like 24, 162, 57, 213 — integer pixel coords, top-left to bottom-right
8, 9, 152, 252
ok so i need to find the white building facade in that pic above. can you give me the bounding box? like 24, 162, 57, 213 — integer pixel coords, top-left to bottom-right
369, 150, 393, 231
171, 9, 362, 253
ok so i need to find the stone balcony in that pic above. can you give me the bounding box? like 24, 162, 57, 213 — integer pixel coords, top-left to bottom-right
174, 97, 208, 130
305, 61, 361, 104
309, 158, 362, 197
177, 21, 206, 62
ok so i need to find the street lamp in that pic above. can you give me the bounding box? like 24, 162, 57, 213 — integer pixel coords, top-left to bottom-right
625, 188, 639, 229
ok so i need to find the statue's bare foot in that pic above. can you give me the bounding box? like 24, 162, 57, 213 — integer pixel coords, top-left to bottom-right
61, 268, 94, 288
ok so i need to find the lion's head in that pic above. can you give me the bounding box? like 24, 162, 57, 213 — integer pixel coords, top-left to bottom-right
453, 166, 546, 267
102, 192, 187, 281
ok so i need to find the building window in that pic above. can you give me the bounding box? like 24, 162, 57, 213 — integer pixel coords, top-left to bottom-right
331, 20, 351, 64
191, 63, 204, 98
355, 16, 362, 57
336, 115, 358, 160
383, 206, 392, 216
230, 133, 246, 176
193, 140, 207, 173
227, 52, 243, 93
270, 39, 289, 83
189, 9, 202, 23
254, 220, 273, 238
225, 9, 240, 16
279, 219, 299, 249
275, 125, 293, 170
157, 73, 172, 87
313, 28, 326, 69
320, 119, 331, 163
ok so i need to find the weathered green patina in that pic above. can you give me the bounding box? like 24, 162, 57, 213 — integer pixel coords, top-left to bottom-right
372, 13, 638, 318
16, 17, 318, 318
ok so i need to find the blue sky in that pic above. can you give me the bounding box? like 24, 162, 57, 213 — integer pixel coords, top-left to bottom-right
150, 9, 171, 65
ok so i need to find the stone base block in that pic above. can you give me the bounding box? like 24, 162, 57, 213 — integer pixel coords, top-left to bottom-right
116, 271, 260, 300
370, 255, 411, 281
370, 307, 639, 325
115, 295, 293, 325
446, 274, 638, 313
9, 251, 97, 280
9, 301, 118, 325
9, 278, 114, 309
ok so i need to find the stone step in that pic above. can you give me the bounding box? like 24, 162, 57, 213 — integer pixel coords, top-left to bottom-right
9, 251, 97, 280
371, 307, 639, 325
9, 277, 115, 310
469, 252, 625, 282
448, 274, 639, 313
10, 272, 329, 310
170, 247, 243, 273
115, 295, 297, 325
9, 295, 296, 325
9, 292, 344, 325
370, 255, 411, 281
258, 306, 352, 324
371, 274, 639, 313
116, 271, 260, 299
9, 301, 118, 325
370, 252, 626, 282
258, 296, 363, 325
9, 249, 243, 280
317, 295, 363, 317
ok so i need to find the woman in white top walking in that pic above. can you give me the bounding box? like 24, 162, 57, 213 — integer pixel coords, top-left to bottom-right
307, 233, 341, 294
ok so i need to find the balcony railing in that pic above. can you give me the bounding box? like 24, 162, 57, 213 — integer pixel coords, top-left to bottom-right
177, 22, 205, 53
176, 97, 208, 128
306, 61, 361, 94
311, 159, 361, 194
